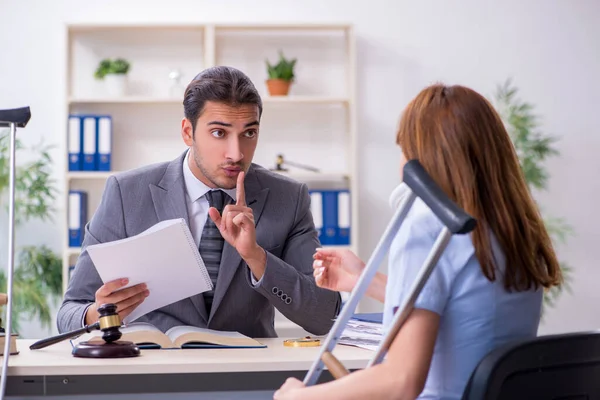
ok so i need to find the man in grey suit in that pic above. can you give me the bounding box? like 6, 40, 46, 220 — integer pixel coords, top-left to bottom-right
57, 66, 341, 338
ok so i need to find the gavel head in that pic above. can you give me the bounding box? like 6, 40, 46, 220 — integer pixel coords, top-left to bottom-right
97, 303, 122, 343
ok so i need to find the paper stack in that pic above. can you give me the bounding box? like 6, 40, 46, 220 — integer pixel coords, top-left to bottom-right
338, 313, 383, 351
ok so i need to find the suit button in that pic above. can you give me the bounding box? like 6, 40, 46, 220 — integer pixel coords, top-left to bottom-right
281, 294, 288, 302
272, 287, 279, 294
285, 297, 292, 305
277, 289, 283, 297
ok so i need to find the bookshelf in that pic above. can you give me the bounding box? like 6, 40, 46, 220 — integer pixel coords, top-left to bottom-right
69, 96, 349, 104
63, 22, 358, 333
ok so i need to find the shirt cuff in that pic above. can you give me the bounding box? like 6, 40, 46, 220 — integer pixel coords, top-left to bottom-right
81, 303, 93, 327
249, 267, 263, 287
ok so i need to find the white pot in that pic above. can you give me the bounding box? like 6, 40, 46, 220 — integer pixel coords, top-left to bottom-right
104, 74, 128, 97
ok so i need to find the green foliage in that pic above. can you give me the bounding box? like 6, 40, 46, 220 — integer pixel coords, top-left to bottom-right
94, 58, 131, 79
493, 78, 573, 312
0, 129, 62, 333
0, 246, 62, 332
265, 51, 297, 81
494, 79, 560, 190
0, 133, 58, 224
542, 215, 573, 310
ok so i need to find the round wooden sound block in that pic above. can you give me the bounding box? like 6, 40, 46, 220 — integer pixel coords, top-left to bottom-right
72, 340, 140, 358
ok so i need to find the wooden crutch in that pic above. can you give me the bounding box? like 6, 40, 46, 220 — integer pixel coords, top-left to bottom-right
304, 159, 477, 385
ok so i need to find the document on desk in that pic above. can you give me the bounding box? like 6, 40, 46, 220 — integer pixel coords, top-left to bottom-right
86, 218, 213, 324
338, 318, 383, 351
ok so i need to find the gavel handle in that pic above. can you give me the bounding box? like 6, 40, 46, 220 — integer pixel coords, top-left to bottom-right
321, 351, 350, 379
29, 322, 100, 350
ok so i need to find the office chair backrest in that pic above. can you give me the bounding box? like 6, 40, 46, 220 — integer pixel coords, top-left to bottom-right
462, 330, 600, 400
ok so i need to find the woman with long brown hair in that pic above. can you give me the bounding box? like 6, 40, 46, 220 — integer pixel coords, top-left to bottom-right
274, 83, 562, 400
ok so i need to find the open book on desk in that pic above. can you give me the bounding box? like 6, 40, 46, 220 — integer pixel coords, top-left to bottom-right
72, 322, 267, 350
86, 218, 213, 324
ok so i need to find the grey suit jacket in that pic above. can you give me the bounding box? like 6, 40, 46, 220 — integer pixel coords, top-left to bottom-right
57, 151, 341, 337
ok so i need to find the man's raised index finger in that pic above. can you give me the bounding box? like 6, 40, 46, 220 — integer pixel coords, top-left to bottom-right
236, 170, 246, 206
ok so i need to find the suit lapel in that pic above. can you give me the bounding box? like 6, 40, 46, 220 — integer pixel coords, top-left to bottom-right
149, 151, 209, 324
209, 165, 269, 322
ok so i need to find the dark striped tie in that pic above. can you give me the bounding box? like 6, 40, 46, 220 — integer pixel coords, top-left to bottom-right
199, 190, 229, 314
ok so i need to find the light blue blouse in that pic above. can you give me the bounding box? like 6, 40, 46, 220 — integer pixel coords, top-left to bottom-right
383, 197, 543, 400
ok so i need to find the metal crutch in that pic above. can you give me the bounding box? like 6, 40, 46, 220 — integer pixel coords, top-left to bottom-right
0, 107, 32, 400
304, 159, 477, 385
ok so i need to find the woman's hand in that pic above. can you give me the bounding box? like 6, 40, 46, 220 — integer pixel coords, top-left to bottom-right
273, 377, 305, 399
313, 248, 365, 293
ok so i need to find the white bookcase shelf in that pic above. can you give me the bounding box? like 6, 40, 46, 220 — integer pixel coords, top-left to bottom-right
214, 23, 352, 30
69, 97, 182, 104
63, 22, 358, 330
69, 95, 349, 105
67, 171, 114, 180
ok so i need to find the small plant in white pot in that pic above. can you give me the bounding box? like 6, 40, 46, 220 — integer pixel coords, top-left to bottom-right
95, 58, 131, 97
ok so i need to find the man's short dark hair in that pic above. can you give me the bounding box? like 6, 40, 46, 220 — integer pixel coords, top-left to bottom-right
183, 66, 263, 134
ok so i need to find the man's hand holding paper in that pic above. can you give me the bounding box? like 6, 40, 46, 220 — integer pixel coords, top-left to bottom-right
84, 278, 149, 326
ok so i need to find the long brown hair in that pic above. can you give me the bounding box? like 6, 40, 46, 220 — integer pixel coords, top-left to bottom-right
396, 83, 562, 291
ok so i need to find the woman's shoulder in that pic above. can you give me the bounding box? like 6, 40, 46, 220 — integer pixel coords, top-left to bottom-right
404, 198, 473, 242
399, 198, 476, 271
403, 197, 445, 236
384, 198, 478, 320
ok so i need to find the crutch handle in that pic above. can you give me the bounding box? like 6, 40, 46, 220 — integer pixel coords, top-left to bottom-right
403, 160, 476, 234
0, 107, 31, 128
321, 351, 350, 379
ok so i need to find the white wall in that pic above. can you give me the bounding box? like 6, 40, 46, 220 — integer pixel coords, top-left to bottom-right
1, 0, 599, 338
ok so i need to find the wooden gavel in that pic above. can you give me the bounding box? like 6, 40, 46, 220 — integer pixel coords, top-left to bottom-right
30, 303, 124, 350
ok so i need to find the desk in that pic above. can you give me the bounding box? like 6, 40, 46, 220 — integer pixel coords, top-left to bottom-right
4, 339, 372, 397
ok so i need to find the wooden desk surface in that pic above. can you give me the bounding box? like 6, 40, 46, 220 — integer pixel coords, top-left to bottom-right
7, 338, 372, 376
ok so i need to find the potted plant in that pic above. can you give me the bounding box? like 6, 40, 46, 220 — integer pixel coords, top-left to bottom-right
0, 130, 62, 335
94, 58, 131, 97
265, 50, 296, 96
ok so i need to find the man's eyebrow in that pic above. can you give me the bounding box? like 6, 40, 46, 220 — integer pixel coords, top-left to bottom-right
207, 121, 232, 127
206, 121, 259, 128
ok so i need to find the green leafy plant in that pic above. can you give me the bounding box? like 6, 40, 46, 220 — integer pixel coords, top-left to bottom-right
265, 51, 297, 81
0, 135, 58, 224
0, 129, 62, 333
94, 58, 131, 80
493, 78, 573, 312
0, 246, 62, 332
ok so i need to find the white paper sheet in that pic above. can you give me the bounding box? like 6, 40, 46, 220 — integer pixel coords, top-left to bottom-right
86, 218, 213, 324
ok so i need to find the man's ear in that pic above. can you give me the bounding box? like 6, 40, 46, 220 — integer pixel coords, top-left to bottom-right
181, 118, 194, 146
